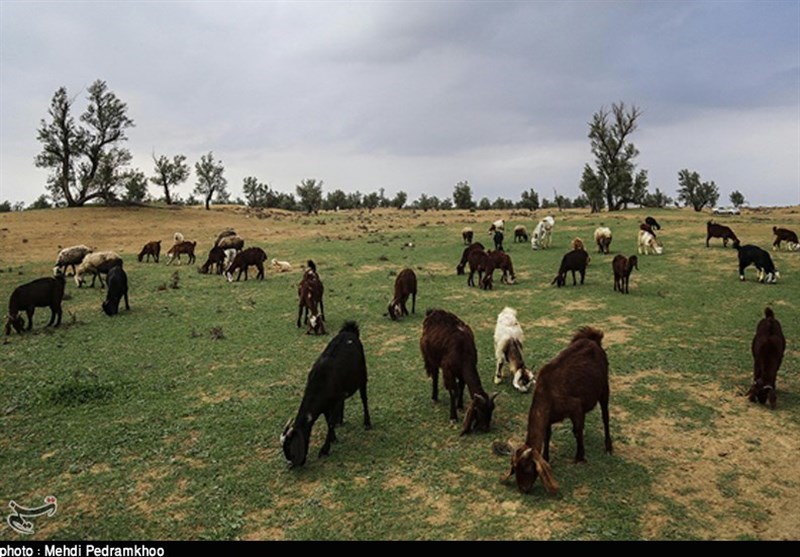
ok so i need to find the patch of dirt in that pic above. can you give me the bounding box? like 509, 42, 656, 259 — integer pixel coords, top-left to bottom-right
559, 300, 607, 312
599, 315, 635, 346
377, 335, 410, 356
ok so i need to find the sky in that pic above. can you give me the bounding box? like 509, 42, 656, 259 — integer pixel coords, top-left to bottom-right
1, 0, 798, 207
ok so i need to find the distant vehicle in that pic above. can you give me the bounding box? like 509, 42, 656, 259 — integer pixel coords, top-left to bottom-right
713, 206, 740, 215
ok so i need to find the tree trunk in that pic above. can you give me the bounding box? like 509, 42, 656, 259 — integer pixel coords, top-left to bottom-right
205, 190, 213, 210
164, 186, 172, 205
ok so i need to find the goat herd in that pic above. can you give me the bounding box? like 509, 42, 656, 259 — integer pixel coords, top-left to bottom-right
2, 213, 795, 496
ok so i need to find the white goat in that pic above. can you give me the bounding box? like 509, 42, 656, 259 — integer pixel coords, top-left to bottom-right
74, 251, 123, 287
531, 216, 555, 250
493, 307, 534, 393
638, 229, 663, 255
594, 227, 613, 254
271, 258, 293, 272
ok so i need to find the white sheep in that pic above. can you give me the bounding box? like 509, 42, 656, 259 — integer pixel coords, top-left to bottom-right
638, 229, 663, 255
594, 227, 612, 254
54, 245, 93, 276
271, 258, 293, 272
74, 251, 123, 287
493, 307, 534, 393
531, 216, 555, 250
489, 219, 505, 233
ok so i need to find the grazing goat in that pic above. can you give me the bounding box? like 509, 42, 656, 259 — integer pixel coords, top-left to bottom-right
638, 229, 663, 255
493, 307, 534, 392
706, 220, 739, 247
54, 245, 93, 275
462, 227, 474, 245
225, 247, 267, 282
552, 249, 589, 287
75, 252, 123, 288
746, 308, 785, 409
639, 223, 656, 238
102, 265, 129, 316
734, 241, 779, 283
137, 241, 161, 263
570, 237, 585, 251
493, 230, 505, 251
488, 250, 516, 285
456, 242, 484, 275
488, 219, 505, 233
213, 228, 236, 246
200, 246, 226, 275
514, 225, 528, 243
297, 261, 325, 334
216, 235, 244, 251
594, 227, 612, 255
467, 247, 492, 289
499, 327, 612, 494
5, 274, 66, 335
388, 268, 417, 320
772, 226, 799, 251
645, 216, 661, 230
280, 321, 371, 467
166, 241, 197, 265
531, 216, 555, 250
612, 254, 638, 294
271, 259, 293, 272
420, 309, 498, 435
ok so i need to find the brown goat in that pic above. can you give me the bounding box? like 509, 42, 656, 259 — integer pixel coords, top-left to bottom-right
772, 226, 799, 250
166, 241, 197, 265
420, 309, 498, 435
137, 241, 161, 263
570, 237, 585, 251
388, 268, 417, 320
467, 248, 493, 289
612, 254, 638, 294
706, 220, 738, 247
297, 261, 325, 334
500, 327, 612, 494
746, 308, 785, 409
488, 250, 516, 284
225, 247, 267, 281
456, 242, 484, 275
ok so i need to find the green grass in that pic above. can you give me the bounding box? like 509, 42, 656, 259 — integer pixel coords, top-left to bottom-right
1, 208, 798, 540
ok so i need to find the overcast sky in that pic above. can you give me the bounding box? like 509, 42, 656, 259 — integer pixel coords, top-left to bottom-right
1, 0, 798, 207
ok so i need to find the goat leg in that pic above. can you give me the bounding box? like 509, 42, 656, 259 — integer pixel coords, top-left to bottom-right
360, 385, 372, 429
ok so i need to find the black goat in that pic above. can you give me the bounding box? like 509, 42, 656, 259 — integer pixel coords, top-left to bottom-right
280, 321, 371, 467
201, 246, 226, 275
102, 265, 130, 316
734, 241, 779, 283
5, 274, 66, 334
552, 249, 589, 287
493, 230, 505, 251
746, 308, 785, 409
645, 216, 661, 230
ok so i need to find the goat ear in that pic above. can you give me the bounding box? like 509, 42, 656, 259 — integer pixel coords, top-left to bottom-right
532, 450, 559, 494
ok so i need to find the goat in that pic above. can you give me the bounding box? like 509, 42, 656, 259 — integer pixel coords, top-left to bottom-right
420, 309, 498, 435
570, 237, 585, 251
639, 223, 656, 238
734, 241, 779, 283
456, 242, 485, 275
499, 327, 612, 494
488, 219, 505, 233
213, 228, 237, 247
772, 226, 799, 251
216, 235, 244, 251
514, 225, 528, 243
166, 241, 197, 265
493, 307, 534, 392
280, 321, 371, 467
746, 308, 785, 409
488, 250, 516, 285
5, 274, 66, 335
638, 229, 663, 255
54, 245, 93, 275
531, 216, 555, 250
201, 246, 226, 275
462, 227, 474, 245
102, 265, 129, 316
552, 249, 589, 287
594, 227, 612, 255
706, 220, 739, 248
388, 268, 417, 320
137, 241, 161, 263
225, 247, 267, 282
645, 216, 661, 230
467, 247, 492, 288
297, 261, 325, 334
493, 230, 505, 251
612, 254, 638, 294
271, 259, 293, 272
75, 252, 123, 288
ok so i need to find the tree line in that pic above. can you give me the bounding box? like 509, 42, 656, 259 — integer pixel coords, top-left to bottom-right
4, 81, 748, 213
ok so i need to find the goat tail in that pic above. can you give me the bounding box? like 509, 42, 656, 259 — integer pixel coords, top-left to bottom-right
572, 326, 604, 347
764, 307, 775, 319
340, 320, 360, 337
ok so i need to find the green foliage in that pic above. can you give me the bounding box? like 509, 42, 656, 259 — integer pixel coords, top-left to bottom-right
194, 152, 228, 210
642, 188, 674, 209
121, 169, 149, 203
518, 188, 540, 211
27, 194, 53, 210
580, 164, 606, 213
296, 178, 323, 214
677, 169, 720, 212
452, 180, 475, 209
391, 191, 407, 209
151, 154, 190, 205
0, 200, 11, 212
477, 197, 491, 210
729, 190, 745, 208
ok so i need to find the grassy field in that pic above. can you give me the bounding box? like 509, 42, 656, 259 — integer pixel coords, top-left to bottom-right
1, 205, 798, 540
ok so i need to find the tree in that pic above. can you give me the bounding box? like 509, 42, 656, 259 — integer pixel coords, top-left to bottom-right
28, 194, 53, 210
391, 191, 407, 209
492, 197, 514, 210
677, 169, 720, 212
730, 190, 745, 208
580, 101, 649, 211
0, 200, 12, 212
121, 169, 148, 203
518, 188, 540, 211
345, 190, 363, 210
323, 188, 348, 210
296, 178, 323, 214
478, 197, 491, 210
440, 198, 453, 210
642, 188, 673, 209
363, 192, 380, 211
151, 154, 190, 205
452, 180, 475, 209
35, 81, 135, 207
193, 152, 228, 210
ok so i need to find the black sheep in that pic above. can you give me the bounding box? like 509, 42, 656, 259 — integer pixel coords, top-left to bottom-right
5, 274, 66, 334
102, 265, 130, 316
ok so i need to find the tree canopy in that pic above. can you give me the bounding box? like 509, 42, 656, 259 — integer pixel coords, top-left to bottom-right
151, 154, 190, 205
677, 169, 720, 212
193, 152, 228, 210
